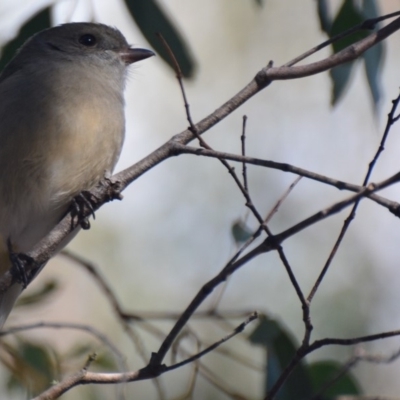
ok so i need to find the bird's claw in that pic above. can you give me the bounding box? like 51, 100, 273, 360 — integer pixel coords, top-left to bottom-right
70, 191, 98, 230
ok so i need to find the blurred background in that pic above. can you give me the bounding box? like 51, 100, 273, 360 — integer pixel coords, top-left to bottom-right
1, 0, 400, 399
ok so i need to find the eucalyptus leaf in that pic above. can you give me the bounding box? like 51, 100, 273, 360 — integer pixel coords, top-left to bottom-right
362, 0, 383, 107
0, 7, 51, 71
309, 360, 361, 397
329, 63, 354, 106
329, 0, 366, 105
124, 0, 195, 77
330, 0, 366, 53
16, 280, 59, 308
363, 42, 383, 107
362, 0, 379, 19
249, 315, 313, 399
231, 220, 253, 244
20, 341, 55, 382
317, 0, 332, 33
2, 339, 57, 396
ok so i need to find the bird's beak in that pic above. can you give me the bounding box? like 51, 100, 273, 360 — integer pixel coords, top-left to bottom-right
120, 47, 155, 65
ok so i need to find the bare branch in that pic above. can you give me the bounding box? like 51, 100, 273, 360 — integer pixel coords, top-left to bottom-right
307, 91, 400, 304
266, 329, 400, 400
284, 10, 400, 67
165, 312, 258, 372
0, 321, 126, 370
241, 115, 249, 193
0, 13, 396, 297
30, 314, 257, 399
4, 12, 400, 400
172, 144, 397, 211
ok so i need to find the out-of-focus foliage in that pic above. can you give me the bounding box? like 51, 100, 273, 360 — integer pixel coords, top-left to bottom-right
231, 219, 253, 244
0, 333, 118, 398
249, 315, 362, 399
15, 280, 59, 308
0, 0, 385, 106
0, 7, 51, 71
319, 0, 384, 106
0, 1, 195, 78
124, 0, 195, 77
309, 361, 361, 398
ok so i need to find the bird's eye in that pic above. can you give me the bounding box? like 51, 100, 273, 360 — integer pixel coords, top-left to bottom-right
79, 34, 97, 47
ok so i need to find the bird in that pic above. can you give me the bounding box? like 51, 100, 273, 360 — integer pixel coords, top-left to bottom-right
0, 22, 154, 328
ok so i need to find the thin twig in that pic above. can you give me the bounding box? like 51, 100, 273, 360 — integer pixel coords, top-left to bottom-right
124, 309, 261, 321
241, 115, 249, 193
156, 33, 196, 131
284, 10, 400, 67
0, 12, 397, 298
155, 37, 289, 354
0, 321, 126, 371
83, 353, 97, 370
174, 144, 396, 211
173, 334, 200, 400
31, 314, 258, 399
194, 359, 247, 399
266, 329, 400, 400
307, 345, 400, 400
265, 176, 302, 223
271, 173, 400, 246
60, 250, 166, 400
7, 13, 400, 400
165, 312, 258, 372
307, 92, 400, 303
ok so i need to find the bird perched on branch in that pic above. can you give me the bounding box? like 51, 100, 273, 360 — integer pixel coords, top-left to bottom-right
0, 22, 154, 327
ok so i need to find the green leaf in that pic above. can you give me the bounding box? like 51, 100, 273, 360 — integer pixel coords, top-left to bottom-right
328, 0, 384, 106
124, 0, 195, 77
20, 341, 54, 381
317, 0, 332, 33
249, 315, 313, 400
231, 220, 253, 244
362, 0, 383, 107
6, 374, 24, 394
362, 0, 379, 18
65, 343, 95, 360
329, 63, 354, 106
330, 0, 366, 53
362, 36, 383, 107
66, 344, 115, 370
329, 0, 366, 105
16, 280, 59, 308
309, 360, 361, 397
2, 339, 57, 395
0, 7, 51, 71
92, 352, 117, 371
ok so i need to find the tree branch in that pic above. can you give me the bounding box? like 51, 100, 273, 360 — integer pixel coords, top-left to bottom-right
0, 14, 395, 296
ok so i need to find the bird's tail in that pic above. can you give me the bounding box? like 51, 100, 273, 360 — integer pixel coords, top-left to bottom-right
0, 284, 22, 329
0, 243, 22, 329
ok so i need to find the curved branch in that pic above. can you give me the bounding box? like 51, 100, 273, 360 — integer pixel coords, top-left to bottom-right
173, 143, 399, 210
22, 15, 400, 275
5, 11, 400, 400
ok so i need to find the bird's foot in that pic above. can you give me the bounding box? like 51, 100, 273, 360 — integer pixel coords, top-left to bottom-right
7, 240, 38, 288
70, 191, 98, 230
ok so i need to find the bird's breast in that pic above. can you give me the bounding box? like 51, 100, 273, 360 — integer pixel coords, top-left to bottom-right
47, 91, 125, 203
0, 64, 126, 248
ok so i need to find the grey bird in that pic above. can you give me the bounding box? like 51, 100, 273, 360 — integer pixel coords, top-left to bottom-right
0, 22, 154, 327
